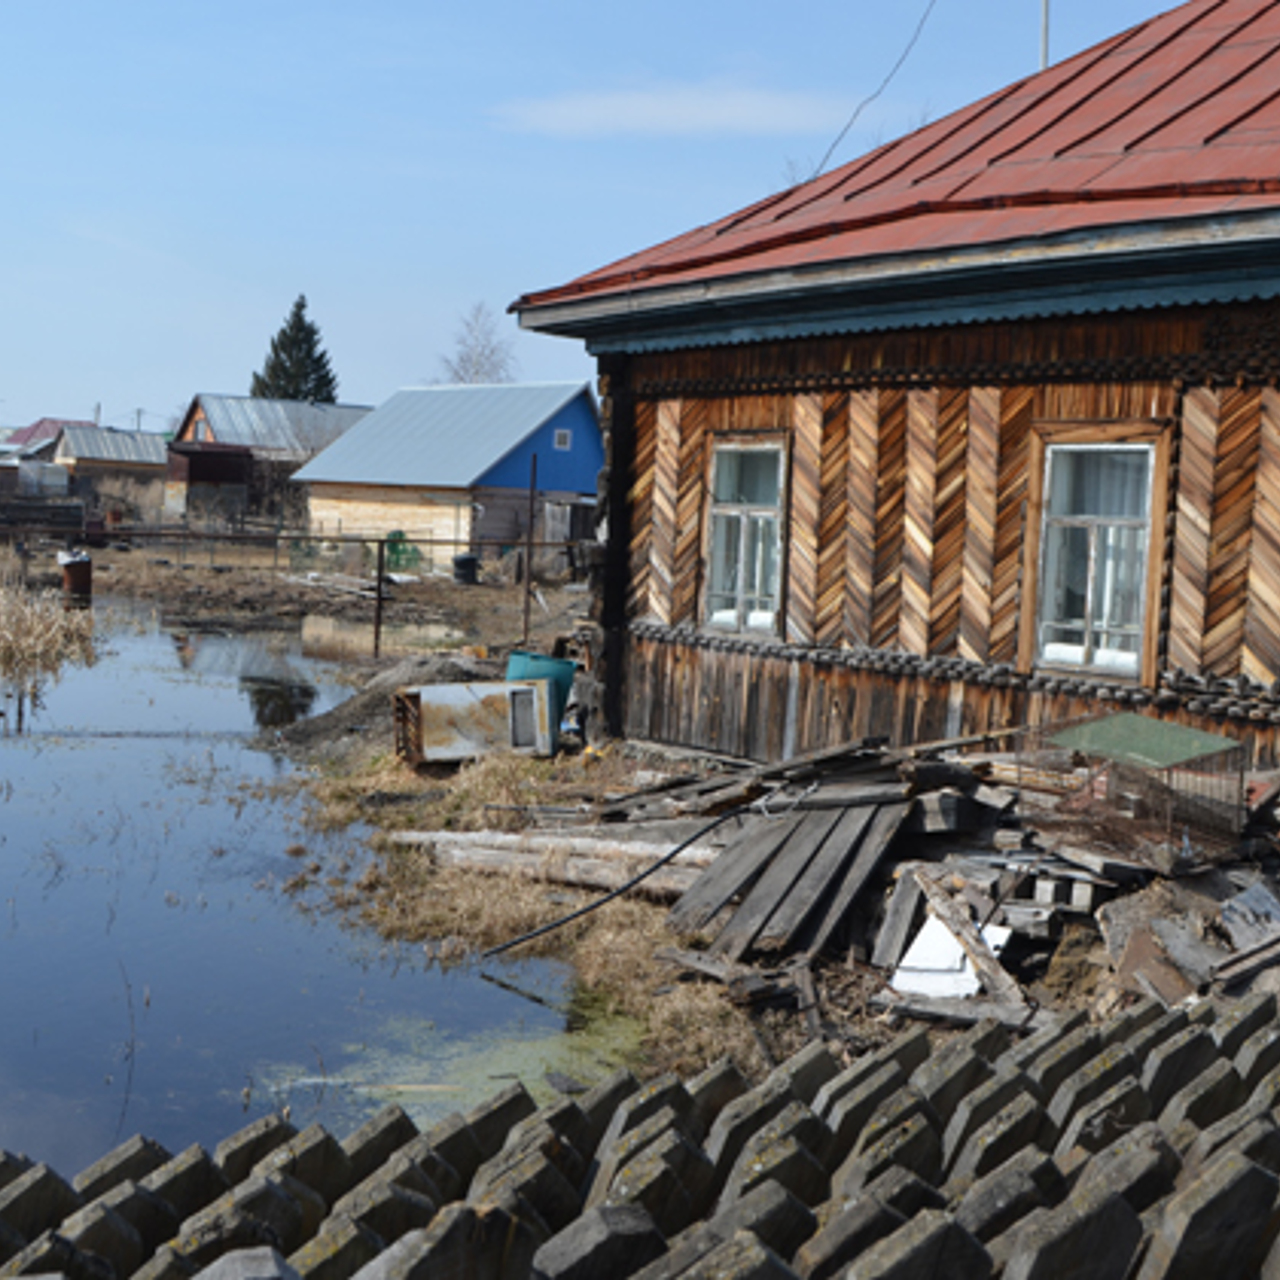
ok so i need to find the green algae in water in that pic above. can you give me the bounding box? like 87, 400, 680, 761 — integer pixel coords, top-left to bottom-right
243, 1000, 644, 1134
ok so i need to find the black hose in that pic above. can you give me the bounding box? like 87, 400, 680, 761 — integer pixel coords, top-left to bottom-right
480, 807, 746, 959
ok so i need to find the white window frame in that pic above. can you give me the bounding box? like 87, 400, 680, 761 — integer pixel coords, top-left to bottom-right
704, 442, 784, 634
1035, 442, 1154, 678
553, 428, 572, 451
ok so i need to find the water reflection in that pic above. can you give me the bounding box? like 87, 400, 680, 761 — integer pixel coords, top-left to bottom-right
241, 677, 318, 728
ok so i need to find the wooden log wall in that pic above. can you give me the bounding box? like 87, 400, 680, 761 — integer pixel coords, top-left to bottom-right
607, 302, 1280, 762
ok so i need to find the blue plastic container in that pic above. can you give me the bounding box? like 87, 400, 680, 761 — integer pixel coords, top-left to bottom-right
505, 650, 577, 727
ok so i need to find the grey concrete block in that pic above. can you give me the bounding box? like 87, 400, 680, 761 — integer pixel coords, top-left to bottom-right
577, 1069, 640, 1150
586, 1106, 684, 1208
719, 1136, 828, 1215
833, 1113, 942, 1198
603, 1147, 693, 1240
850, 1089, 938, 1170
824, 1064, 906, 1168
675, 1229, 799, 1280
531, 1203, 665, 1280
144, 1145, 232, 1221
1137, 1150, 1279, 1280
1046, 1047, 1138, 1133
0, 1216, 24, 1266
172, 1205, 286, 1272
339, 1108, 418, 1187
252, 1127, 357, 1211
1212, 991, 1276, 1058
1141, 1028, 1218, 1116
470, 1144, 582, 1235
1157, 1058, 1246, 1137
724, 1103, 831, 1190
195, 1246, 301, 1280
1125, 1011, 1190, 1072
687, 1059, 749, 1140
74, 1135, 172, 1204
1252, 1062, 1280, 1112
1182, 1105, 1280, 1183
95, 1179, 182, 1255
182, 1176, 308, 1258
216, 1119, 299, 1189
352, 1203, 536, 1280
1235, 1024, 1280, 1092
390, 1134, 463, 1204
910, 1042, 994, 1127
0, 1156, 34, 1198
58, 1198, 146, 1276
328, 1181, 436, 1247
0, 1164, 84, 1242
766, 1044, 841, 1108
413, 1113, 484, 1191
597, 1076, 694, 1164
287, 1217, 383, 1280
946, 1093, 1052, 1187
705, 1077, 795, 1183
877, 1027, 933, 1077
1001, 1181, 1142, 1280
859, 1165, 945, 1219
795, 1192, 906, 1280
134, 1243, 199, 1280
1024, 1025, 1100, 1102
341, 1151, 441, 1209
1006, 1012, 1089, 1076
464, 1083, 539, 1163
0, 1229, 115, 1280
844, 1209, 991, 1280
1074, 1123, 1181, 1215
1053, 1077, 1150, 1160
944, 1066, 1037, 1172
954, 1149, 1064, 1244
498, 1106, 590, 1189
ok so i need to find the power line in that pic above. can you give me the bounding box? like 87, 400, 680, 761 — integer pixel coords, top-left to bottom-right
811, 0, 940, 181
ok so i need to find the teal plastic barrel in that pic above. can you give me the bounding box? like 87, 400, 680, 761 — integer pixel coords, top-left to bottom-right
505, 650, 576, 726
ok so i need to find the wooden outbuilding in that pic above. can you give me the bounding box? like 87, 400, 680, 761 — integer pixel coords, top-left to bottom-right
516, 0, 1280, 765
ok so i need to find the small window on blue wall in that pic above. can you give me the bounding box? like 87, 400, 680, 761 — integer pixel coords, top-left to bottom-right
553, 428, 572, 451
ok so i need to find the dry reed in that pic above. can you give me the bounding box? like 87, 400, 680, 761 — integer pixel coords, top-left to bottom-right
0, 586, 96, 694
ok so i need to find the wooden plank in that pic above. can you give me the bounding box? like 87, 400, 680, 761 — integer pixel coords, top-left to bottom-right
929, 388, 969, 655
989, 387, 1033, 664
900, 388, 938, 656
871, 864, 926, 969
959, 386, 999, 662
870, 992, 1051, 1030
913, 870, 1025, 1006
710, 809, 845, 960
666, 814, 803, 935
754, 804, 878, 952
626, 400, 658, 621
786, 393, 823, 645
871, 390, 907, 649
1244, 387, 1280, 683
802, 800, 912, 957
647, 398, 681, 625
846, 389, 879, 644
1169, 386, 1218, 673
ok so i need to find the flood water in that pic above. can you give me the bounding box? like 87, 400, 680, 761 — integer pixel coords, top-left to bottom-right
0, 605, 626, 1175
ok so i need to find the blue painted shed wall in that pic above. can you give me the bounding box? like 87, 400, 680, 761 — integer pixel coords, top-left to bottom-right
473, 393, 602, 493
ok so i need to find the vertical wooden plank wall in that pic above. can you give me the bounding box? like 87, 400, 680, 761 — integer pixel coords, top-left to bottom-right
929, 387, 971, 655
989, 388, 1035, 664
816, 393, 851, 647
871, 390, 908, 649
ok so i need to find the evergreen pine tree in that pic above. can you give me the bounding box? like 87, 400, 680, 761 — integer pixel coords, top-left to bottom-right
250, 295, 339, 403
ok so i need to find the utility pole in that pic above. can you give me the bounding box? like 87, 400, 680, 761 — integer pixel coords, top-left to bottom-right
1041, 0, 1050, 70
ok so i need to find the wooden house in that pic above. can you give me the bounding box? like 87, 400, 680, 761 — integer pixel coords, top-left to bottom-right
166, 395, 372, 523
292, 382, 603, 570
54, 425, 167, 521
515, 0, 1280, 765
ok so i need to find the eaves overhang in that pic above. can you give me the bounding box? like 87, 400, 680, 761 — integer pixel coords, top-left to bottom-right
516, 211, 1280, 354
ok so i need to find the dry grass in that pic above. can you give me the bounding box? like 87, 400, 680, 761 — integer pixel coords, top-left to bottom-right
335, 842, 768, 1080
0, 586, 96, 693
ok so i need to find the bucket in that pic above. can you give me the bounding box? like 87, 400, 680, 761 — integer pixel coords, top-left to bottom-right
505, 650, 576, 726
452, 553, 479, 585
58, 552, 92, 597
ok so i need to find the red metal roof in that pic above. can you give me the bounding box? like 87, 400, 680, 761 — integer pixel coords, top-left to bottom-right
519, 0, 1280, 312
7, 418, 96, 447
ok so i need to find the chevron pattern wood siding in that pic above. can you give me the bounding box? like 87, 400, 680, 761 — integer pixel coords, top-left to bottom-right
1244, 389, 1280, 683
1170, 386, 1218, 674
816, 392, 851, 647
786, 394, 823, 644
871, 390, 908, 650
901, 389, 938, 656
1205, 388, 1261, 676
672, 397, 708, 626
627, 399, 658, 621
929, 388, 971, 656
846, 389, 879, 645
646, 399, 681, 626
960, 387, 1000, 663
990, 387, 1034, 665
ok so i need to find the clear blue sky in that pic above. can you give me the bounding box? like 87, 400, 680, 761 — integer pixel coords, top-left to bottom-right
0, 0, 1169, 430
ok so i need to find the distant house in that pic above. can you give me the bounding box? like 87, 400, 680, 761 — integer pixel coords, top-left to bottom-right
293, 382, 603, 569
167, 394, 372, 523
6, 418, 95, 453
54, 425, 168, 522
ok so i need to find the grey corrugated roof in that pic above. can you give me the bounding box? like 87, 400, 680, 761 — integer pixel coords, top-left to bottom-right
197, 396, 372, 458
57, 425, 167, 466
293, 383, 590, 487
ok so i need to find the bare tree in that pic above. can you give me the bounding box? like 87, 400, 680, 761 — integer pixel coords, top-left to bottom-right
439, 302, 518, 384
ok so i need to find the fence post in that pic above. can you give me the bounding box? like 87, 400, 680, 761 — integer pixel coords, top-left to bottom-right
374, 539, 385, 659
522, 454, 537, 649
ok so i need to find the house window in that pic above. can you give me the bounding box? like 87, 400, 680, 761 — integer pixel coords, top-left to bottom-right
553, 428, 572, 451
706, 445, 783, 632
1036, 444, 1152, 677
